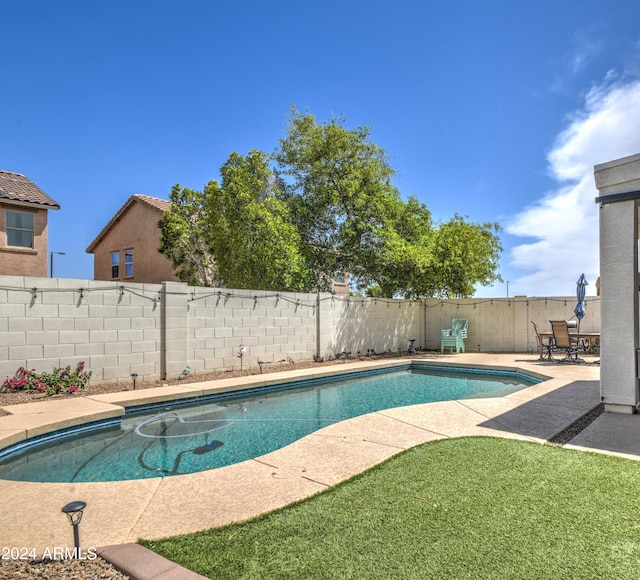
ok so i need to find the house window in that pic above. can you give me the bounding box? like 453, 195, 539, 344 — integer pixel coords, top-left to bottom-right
6, 209, 34, 248
124, 249, 134, 278
111, 252, 119, 279
335, 273, 346, 284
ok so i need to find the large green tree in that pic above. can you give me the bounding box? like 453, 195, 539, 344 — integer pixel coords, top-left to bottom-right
353, 195, 435, 298
205, 150, 311, 291
273, 108, 502, 298
273, 107, 403, 291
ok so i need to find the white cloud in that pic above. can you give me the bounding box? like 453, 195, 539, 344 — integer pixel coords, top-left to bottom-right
507, 76, 640, 296
570, 30, 602, 75
550, 30, 603, 95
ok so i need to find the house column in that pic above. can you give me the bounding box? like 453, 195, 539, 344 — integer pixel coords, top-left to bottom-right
594, 153, 640, 413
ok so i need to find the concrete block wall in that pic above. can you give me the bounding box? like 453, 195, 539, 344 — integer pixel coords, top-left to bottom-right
525, 295, 600, 350
0, 275, 601, 386
0, 275, 163, 384
424, 298, 515, 353
185, 287, 318, 374
424, 295, 600, 353
163, 281, 189, 380
321, 296, 424, 357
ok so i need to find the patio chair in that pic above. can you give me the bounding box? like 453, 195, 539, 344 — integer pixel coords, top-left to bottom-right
566, 318, 591, 352
531, 320, 554, 360
441, 318, 468, 354
550, 320, 584, 363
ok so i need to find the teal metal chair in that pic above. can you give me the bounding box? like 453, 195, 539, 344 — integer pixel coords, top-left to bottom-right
441, 319, 468, 354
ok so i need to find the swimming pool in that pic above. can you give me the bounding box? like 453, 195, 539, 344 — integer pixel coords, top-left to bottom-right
0, 364, 540, 483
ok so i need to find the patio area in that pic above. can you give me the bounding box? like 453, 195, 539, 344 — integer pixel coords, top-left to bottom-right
1, 351, 630, 560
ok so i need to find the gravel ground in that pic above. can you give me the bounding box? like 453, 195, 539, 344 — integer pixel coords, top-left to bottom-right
0, 557, 129, 579
547, 402, 605, 445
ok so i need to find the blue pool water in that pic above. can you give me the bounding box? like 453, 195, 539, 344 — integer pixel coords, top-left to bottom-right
0, 365, 539, 483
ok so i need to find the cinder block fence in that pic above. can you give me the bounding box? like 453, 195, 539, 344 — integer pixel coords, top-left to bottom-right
0, 276, 600, 385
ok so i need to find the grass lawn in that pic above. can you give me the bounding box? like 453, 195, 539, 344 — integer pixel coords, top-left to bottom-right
140, 437, 640, 579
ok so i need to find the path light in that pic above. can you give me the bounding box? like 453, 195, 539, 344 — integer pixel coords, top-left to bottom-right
62, 501, 86, 550
131, 373, 138, 389
258, 361, 271, 374
408, 339, 416, 355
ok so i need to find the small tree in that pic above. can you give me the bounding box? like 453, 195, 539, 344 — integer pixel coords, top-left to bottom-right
158, 185, 220, 287
417, 215, 503, 298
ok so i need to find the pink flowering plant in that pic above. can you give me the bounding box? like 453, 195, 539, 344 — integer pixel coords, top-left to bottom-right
2, 362, 92, 396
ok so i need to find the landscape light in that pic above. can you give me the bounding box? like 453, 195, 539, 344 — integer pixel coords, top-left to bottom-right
238, 343, 247, 370
62, 500, 86, 550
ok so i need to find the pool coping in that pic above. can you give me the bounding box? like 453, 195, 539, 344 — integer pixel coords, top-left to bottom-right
0, 353, 601, 563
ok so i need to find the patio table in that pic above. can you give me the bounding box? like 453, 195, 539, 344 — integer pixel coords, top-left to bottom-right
538, 331, 600, 359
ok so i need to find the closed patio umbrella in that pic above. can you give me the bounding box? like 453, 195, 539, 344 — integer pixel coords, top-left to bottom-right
574, 273, 588, 332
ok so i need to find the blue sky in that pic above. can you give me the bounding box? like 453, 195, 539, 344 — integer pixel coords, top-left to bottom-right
3, 0, 640, 297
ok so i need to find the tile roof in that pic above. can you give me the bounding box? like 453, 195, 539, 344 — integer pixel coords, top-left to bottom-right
0, 170, 60, 209
85, 194, 170, 253
134, 194, 171, 212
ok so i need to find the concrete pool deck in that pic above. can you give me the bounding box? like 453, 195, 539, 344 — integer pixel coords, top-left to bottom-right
0, 352, 633, 575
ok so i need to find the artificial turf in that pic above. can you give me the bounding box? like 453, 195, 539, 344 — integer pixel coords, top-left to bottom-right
140, 437, 640, 579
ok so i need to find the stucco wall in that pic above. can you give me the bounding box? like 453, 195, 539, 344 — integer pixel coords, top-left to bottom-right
594, 152, 640, 412
0, 275, 601, 385
0, 205, 49, 277
91, 201, 179, 284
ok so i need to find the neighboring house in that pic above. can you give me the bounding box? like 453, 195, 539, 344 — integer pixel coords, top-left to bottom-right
86, 194, 179, 284
0, 170, 60, 277
331, 273, 349, 296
